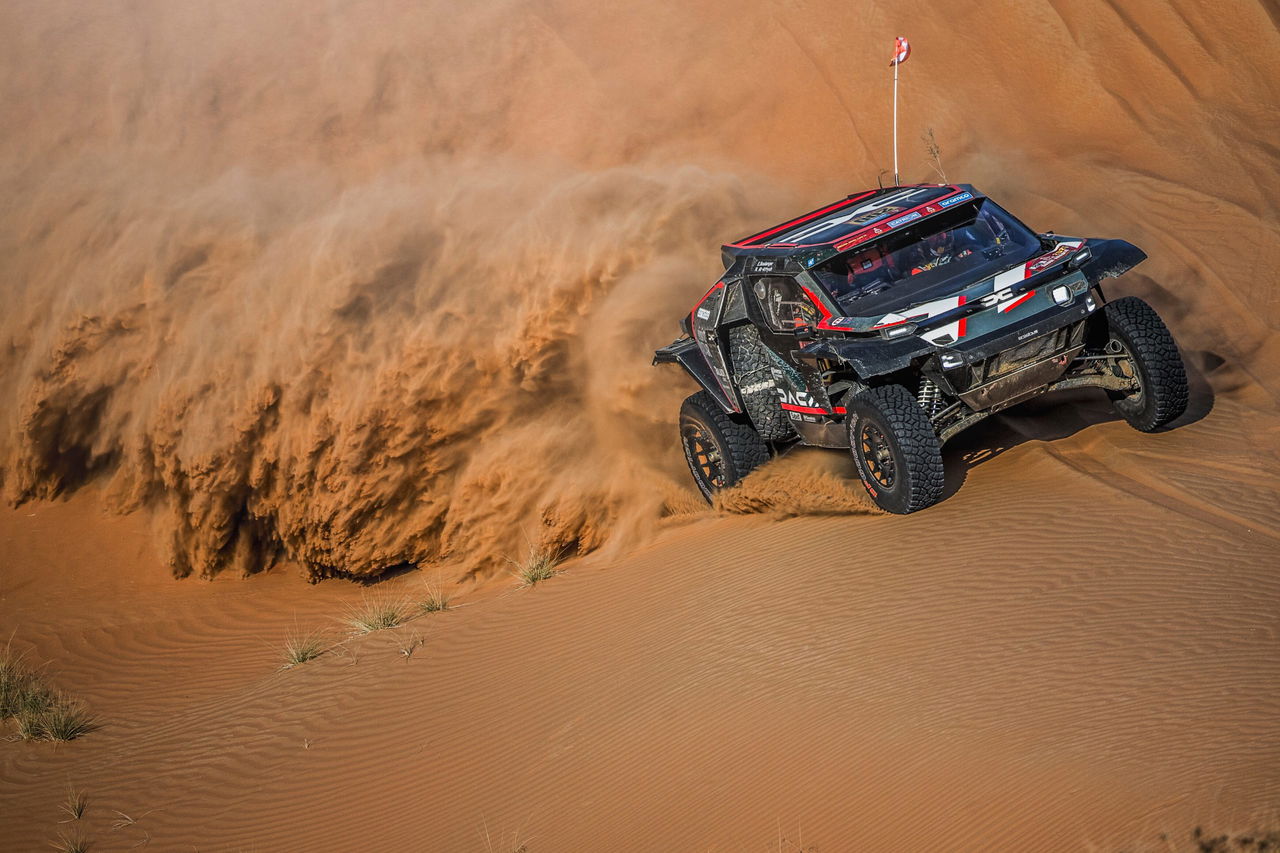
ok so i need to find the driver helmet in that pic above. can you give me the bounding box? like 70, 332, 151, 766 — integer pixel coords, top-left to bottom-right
849, 247, 886, 274
926, 230, 953, 258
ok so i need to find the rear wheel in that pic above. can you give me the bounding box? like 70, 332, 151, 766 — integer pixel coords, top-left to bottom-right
846, 385, 944, 514
679, 391, 769, 503
1102, 297, 1188, 431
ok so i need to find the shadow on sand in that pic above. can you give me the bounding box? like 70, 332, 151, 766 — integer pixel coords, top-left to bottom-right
940, 348, 1218, 499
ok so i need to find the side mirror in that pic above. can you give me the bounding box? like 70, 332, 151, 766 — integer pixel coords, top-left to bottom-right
1038, 232, 1057, 251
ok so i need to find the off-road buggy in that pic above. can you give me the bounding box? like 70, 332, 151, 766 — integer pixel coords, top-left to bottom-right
654, 184, 1188, 513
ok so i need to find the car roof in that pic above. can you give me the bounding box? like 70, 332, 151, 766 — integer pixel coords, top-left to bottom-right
722, 183, 983, 268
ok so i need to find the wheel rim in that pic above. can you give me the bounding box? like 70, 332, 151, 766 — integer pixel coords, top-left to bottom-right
681, 422, 727, 490
859, 421, 896, 488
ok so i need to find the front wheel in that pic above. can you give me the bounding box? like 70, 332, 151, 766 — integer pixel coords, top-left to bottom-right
846, 385, 945, 514
679, 391, 770, 503
1101, 297, 1189, 432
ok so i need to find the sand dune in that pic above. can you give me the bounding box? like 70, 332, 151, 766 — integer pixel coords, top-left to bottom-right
2, 433, 1277, 850
3, 0, 1278, 580
2, 0, 1279, 849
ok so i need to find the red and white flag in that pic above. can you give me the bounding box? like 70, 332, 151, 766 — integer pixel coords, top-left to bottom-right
889, 36, 911, 66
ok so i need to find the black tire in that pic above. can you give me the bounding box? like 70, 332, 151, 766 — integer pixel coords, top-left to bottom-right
1102, 296, 1189, 432
846, 385, 944, 514
679, 390, 770, 503
728, 325, 797, 443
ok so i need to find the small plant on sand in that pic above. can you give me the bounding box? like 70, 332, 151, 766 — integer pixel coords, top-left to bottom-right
48, 830, 89, 853
281, 633, 327, 669
510, 546, 562, 588
922, 126, 947, 183
59, 785, 87, 822
344, 598, 408, 634
1189, 826, 1280, 852
17, 699, 96, 742
1, 644, 95, 742
480, 819, 531, 853
398, 632, 424, 661
418, 584, 452, 613
109, 808, 157, 830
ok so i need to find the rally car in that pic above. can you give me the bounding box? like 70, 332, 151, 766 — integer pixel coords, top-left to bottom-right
654, 183, 1189, 513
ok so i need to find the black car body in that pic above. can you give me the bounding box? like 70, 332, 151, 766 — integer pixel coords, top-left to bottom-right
655, 183, 1188, 512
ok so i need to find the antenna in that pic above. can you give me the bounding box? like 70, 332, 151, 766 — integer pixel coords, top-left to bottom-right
889, 37, 911, 186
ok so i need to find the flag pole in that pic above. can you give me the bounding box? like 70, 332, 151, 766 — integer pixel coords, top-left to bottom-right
892, 58, 899, 186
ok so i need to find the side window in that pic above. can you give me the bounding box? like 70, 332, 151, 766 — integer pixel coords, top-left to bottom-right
751, 276, 818, 334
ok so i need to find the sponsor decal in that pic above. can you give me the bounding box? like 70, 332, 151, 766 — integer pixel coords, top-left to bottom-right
1027, 244, 1072, 273
835, 232, 872, 250
740, 379, 775, 395
802, 415, 818, 423
806, 257, 817, 267
980, 288, 1012, 307
846, 205, 904, 226
1017, 328, 1041, 341
753, 259, 776, 272
780, 388, 819, 408
828, 316, 857, 327
696, 308, 711, 320
938, 191, 974, 208
887, 211, 922, 228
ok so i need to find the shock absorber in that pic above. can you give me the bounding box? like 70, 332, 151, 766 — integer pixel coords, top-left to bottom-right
918, 377, 943, 418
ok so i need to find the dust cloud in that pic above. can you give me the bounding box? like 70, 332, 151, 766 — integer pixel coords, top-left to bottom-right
0, 2, 788, 578
2, 0, 1277, 578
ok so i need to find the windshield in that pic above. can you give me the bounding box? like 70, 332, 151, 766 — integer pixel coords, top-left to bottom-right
811, 200, 1040, 314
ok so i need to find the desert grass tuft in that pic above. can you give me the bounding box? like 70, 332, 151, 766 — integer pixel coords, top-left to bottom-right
1, 644, 94, 742
281, 633, 327, 669
922, 127, 947, 183
510, 546, 561, 588
344, 598, 408, 634
417, 584, 452, 613
480, 819, 531, 853
0, 644, 43, 718
17, 698, 96, 742
48, 830, 89, 853
1189, 826, 1280, 852
398, 632, 424, 660
59, 785, 86, 822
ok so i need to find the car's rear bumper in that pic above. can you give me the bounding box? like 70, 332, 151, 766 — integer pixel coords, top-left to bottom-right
929, 297, 1098, 413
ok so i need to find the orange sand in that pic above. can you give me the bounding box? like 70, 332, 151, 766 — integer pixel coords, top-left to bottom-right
2, 0, 1278, 849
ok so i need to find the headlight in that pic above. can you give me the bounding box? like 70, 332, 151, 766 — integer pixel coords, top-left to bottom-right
1068, 246, 1092, 269
882, 323, 917, 339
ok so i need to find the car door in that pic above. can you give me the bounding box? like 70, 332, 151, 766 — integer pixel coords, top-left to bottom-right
745, 274, 834, 418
